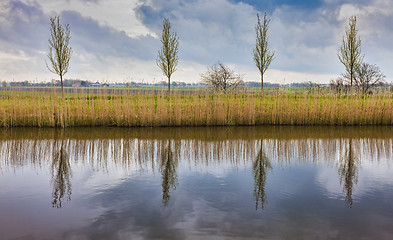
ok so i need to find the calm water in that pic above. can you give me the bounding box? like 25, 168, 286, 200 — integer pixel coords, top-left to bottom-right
1, 127, 393, 240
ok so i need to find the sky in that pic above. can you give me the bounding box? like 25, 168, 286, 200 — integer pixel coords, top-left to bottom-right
0, 0, 392, 84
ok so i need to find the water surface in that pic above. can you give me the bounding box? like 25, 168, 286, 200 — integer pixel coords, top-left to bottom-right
1, 127, 393, 239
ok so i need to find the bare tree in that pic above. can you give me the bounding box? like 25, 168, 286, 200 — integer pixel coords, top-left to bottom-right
201, 63, 244, 93
353, 63, 385, 94
46, 15, 72, 98
338, 16, 363, 88
330, 77, 348, 94
253, 12, 275, 92
157, 18, 179, 94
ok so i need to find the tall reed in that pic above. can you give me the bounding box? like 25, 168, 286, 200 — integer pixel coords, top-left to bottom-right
1, 89, 393, 127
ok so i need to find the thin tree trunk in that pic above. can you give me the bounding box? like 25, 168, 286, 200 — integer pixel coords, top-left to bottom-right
60, 74, 64, 98
261, 73, 264, 92
168, 76, 171, 94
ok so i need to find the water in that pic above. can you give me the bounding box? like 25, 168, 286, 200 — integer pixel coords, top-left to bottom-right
1, 127, 393, 240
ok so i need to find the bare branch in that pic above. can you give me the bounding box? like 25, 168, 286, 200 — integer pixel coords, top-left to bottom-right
353, 63, 385, 94
201, 63, 244, 93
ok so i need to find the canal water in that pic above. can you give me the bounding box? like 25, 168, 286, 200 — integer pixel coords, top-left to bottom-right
0, 127, 393, 239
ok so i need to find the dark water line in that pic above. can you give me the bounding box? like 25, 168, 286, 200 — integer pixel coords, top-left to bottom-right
2, 126, 393, 140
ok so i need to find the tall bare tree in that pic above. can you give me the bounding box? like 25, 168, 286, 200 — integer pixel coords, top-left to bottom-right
338, 16, 363, 88
46, 15, 72, 98
253, 12, 275, 92
157, 18, 179, 94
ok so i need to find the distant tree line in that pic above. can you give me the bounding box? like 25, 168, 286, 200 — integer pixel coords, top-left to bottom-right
1, 79, 283, 88
1, 79, 89, 87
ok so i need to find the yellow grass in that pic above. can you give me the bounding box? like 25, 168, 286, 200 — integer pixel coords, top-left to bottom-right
1, 89, 393, 127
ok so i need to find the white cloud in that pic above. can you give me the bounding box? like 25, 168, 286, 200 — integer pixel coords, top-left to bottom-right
19, 0, 153, 37
0, 42, 49, 81
136, 0, 257, 64
338, 4, 363, 21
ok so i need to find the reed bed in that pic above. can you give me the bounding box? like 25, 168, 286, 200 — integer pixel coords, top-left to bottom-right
2, 134, 393, 171
1, 89, 393, 127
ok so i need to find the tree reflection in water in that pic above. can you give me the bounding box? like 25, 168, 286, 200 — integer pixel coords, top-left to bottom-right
338, 139, 359, 207
253, 142, 272, 210
51, 140, 72, 208
160, 141, 178, 206
2, 127, 391, 209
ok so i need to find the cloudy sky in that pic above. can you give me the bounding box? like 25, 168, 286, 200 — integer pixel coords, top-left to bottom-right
0, 0, 392, 84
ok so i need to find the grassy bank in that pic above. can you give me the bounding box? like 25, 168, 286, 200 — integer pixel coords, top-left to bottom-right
1, 90, 393, 127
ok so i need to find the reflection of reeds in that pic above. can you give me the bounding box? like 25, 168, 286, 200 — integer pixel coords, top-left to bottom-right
2, 91, 393, 127
3, 126, 393, 141
0, 133, 391, 173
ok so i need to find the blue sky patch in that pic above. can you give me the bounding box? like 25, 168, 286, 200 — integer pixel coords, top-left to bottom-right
233, 0, 324, 12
